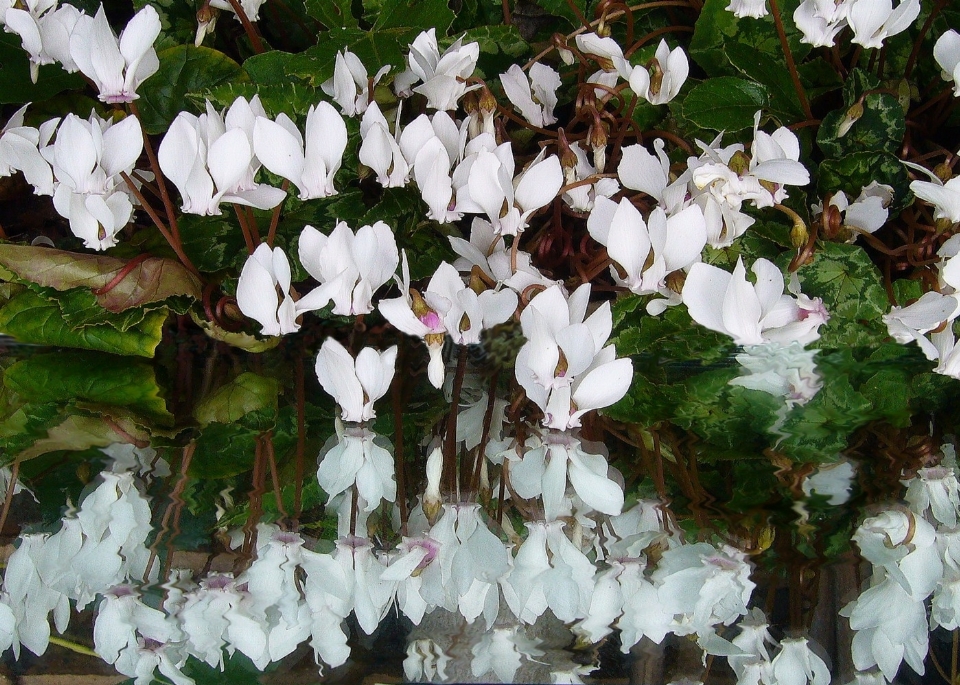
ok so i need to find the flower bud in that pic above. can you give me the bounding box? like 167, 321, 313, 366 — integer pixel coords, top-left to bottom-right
728, 150, 751, 176
837, 99, 864, 138
790, 221, 809, 248
934, 163, 954, 184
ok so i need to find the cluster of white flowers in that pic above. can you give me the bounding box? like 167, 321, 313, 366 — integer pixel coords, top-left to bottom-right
839, 453, 960, 682
0, 108, 146, 250
2, 2, 159, 98
0, 456, 155, 661
724, 0, 921, 50
726, 610, 832, 685
884, 234, 960, 379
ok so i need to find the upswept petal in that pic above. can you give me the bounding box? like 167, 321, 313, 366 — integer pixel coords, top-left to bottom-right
208, 128, 252, 195
683, 262, 732, 335
316, 339, 364, 421
254, 116, 306, 194
514, 154, 562, 213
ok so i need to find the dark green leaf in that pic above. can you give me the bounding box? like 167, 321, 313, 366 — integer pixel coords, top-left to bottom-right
725, 42, 804, 121
796, 58, 843, 101
0, 290, 167, 357
4, 352, 170, 421
817, 151, 912, 213
0, 34, 84, 105
179, 214, 247, 273
682, 77, 769, 132
462, 25, 530, 58
793, 242, 889, 347
530, 0, 592, 30
304, 0, 360, 28
190, 423, 257, 478
817, 93, 905, 157
374, 0, 454, 33
137, 46, 243, 134
689, 0, 809, 77
17, 414, 151, 460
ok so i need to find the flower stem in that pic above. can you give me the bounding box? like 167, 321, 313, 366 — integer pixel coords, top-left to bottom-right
48, 636, 99, 657
234, 204, 257, 254
266, 180, 290, 247
445, 345, 468, 498
120, 172, 201, 278
767, 0, 813, 121
129, 102, 183, 249
905, 0, 947, 78
225, 0, 265, 53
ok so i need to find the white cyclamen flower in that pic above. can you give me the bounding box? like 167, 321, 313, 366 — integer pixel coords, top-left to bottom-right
587, 198, 706, 298
510, 431, 625, 520
236, 243, 326, 336
43, 112, 142, 250
322, 50, 390, 117
253, 102, 347, 200
454, 134, 563, 236
3, 0, 80, 83
935, 30, 960, 97
158, 103, 286, 215
501, 520, 596, 623
627, 40, 689, 105
911, 175, 960, 223
683, 258, 829, 347
515, 283, 633, 431
317, 427, 397, 510
848, 0, 920, 49
210, 0, 267, 20
298, 221, 399, 316
396, 29, 480, 111
794, 0, 848, 47
725, 0, 767, 17
499, 62, 561, 127
69, 5, 161, 103
0, 105, 57, 196
904, 466, 960, 527
770, 637, 831, 685
315, 338, 397, 423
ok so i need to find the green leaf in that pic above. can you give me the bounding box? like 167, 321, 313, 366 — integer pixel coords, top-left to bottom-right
4, 352, 171, 423
682, 77, 769, 132
817, 151, 912, 214
178, 214, 247, 273
793, 242, 889, 347
374, 0, 454, 33
725, 43, 804, 121
194, 372, 280, 426
612, 299, 733, 364
796, 58, 843, 101
189, 310, 282, 352
54, 289, 149, 331
17, 414, 151, 460
0, 291, 167, 357
244, 28, 411, 88
0, 34, 84, 105
817, 93, 905, 157
461, 25, 530, 58
190, 423, 257, 478
0, 245, 202, 312
690, 0, 809, 77
203, 79, 320, 120
304, 0, 360, 28
528, 0, 591, 30
137, 46, 243, 134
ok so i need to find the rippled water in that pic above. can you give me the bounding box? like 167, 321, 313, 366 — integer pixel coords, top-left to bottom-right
1, 331, 957, 684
